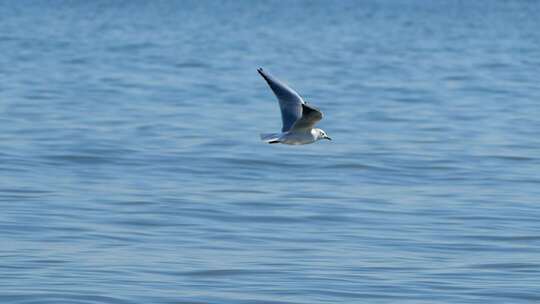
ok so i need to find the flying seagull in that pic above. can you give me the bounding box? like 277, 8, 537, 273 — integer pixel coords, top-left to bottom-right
257, 68, 331, 145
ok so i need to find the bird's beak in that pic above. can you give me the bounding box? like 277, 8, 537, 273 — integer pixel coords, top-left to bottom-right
326, 136, 332, 141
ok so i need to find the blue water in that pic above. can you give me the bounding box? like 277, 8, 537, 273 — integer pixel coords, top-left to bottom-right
1, 1, 540, 303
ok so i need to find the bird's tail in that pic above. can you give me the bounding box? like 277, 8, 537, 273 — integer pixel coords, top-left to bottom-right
260, 133, 281, 144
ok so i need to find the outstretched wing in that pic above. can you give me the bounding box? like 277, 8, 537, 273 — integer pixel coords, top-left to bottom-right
257, 68, 304, 132
290, 103, 323, 131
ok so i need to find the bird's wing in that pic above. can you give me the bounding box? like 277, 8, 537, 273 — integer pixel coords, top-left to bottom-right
290, 103, 323, 131
257, 68, 304, 132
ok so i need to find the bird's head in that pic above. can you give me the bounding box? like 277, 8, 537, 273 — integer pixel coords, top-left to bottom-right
315, 128, 332, 141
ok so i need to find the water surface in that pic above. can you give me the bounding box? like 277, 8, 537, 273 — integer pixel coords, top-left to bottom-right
1, 1, 540, 303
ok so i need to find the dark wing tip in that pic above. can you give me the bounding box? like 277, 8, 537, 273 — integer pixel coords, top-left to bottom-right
257, 67, 271, 82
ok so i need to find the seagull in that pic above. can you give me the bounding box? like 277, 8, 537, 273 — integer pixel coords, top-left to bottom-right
257, 68, 331, 145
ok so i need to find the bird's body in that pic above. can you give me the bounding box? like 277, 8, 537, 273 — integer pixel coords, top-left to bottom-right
257, 68, 331, 145
261, 128, 325, 145
280, 129, 318, 145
